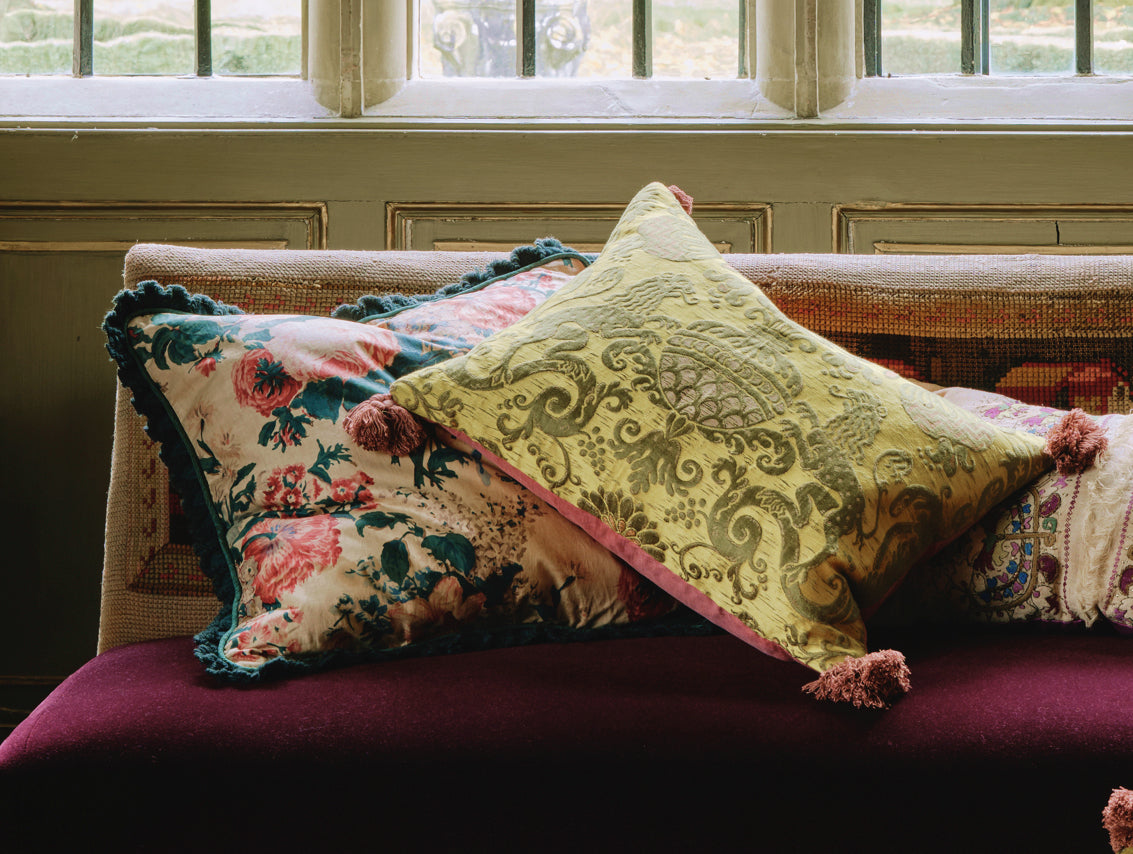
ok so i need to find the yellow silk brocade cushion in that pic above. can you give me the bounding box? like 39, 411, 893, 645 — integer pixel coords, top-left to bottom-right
390, 182, 1052, 675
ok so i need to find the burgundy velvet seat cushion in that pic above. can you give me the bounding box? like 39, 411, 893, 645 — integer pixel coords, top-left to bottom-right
2, 630, 1130, 853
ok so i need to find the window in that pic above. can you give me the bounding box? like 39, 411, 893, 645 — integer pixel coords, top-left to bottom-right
865, 0, 1133, 77
2, 0, 1133, 124
0, 0, 302, 77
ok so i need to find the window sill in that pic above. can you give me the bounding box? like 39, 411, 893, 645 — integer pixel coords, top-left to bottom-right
0, 76, 788, 128
362, 78, 787, 123
2, 74, 1133, 132
825, 75, 1133, 129
0, 76, 334, 126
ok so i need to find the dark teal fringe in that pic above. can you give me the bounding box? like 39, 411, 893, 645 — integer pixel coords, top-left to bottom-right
103, 282, 243, 615
195, 605, 720, 684
103, 270, 716, 684
331, 237, 591, 322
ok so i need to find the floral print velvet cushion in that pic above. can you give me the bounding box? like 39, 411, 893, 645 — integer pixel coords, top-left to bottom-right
390, 182, 1051, 682
874, 387, 1133, 632
104, 252, 684, 680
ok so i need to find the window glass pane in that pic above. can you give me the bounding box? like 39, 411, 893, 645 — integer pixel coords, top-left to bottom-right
419, 0, 518, 78
417, 1, 742, 81
212, 0, 301, 76
549, 0, 623, 78
93, 1, 194, 75
648, 0, 740, 78
1095, 0, 1133, 75
0, 0, 73, 75
988, 0, 1074, 75
880, 0, 960, 76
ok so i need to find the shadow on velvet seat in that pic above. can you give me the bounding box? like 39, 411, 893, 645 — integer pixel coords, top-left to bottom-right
2, 626, 1130, 852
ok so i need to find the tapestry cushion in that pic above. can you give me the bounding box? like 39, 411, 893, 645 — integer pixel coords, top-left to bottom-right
103, 250, 694, 680
390, 182, 1051, 677
875, 387, 1133, 632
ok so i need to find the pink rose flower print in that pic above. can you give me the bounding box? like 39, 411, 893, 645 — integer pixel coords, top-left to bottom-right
401, 286, 539, 342
327, 472, 375, 506
225, 608, 305, 664
193, 356, 218, 377
231, 349, 302, 416
241, 514, 343, 605
261, 464, 324, 511
283, 322, 401, 381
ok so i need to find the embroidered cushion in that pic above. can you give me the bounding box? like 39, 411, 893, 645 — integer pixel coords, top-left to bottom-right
390, 182, 1051, 704
104, 251, 690, 680
875, 387, 1133, 632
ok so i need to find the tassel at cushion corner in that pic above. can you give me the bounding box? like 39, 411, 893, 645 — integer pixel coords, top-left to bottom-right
1045, 408, 1108, 475
343, 393, 426, 456
667, 185, 694, 215
801, 649, 911, 710
1103, 787, 1133, 853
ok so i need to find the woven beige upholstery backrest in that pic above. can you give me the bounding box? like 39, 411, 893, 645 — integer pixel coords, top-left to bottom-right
100, 247, 1133, 651
734, 252, 1133, 412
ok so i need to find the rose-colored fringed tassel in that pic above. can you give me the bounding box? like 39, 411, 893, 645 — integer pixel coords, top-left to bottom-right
1104, 788, 1133, 853
1044, 408, 1108, 475
342, 392, 426, 456
801, 649, 911, 710
667, 185, 694, 215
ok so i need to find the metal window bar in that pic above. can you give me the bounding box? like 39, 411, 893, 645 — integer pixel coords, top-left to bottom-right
863, 0, 881, 77
960, 0, 989, 75
633, 0, 652, 79
738, 0, 747, 78
196, 0, 212, 77
73, 0, 92, 77
981, 0, 990, 73
870, 0, 1098, 77
1077, 0, 1093, 75
73, 0, 214, 77
518, 0, 536, 77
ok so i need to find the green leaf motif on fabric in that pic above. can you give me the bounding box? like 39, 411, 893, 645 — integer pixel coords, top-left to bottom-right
292, 377, 346, 423
380, 539, 411, 586
309, 440, 353, 485
355, 509, 416, 537
422, 532, 477, 574
147, 316, 228, 370
406, 441, 465, 490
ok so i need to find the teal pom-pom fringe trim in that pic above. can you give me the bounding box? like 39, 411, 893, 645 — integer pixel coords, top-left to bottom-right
103, 282, 244, 612
331, 237, 591, 322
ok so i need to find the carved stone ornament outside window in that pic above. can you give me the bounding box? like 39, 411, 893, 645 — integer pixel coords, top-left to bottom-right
432, 0, 591, 77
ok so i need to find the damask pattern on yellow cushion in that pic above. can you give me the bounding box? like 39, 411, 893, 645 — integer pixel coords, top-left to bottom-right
391, 182, 1051, 675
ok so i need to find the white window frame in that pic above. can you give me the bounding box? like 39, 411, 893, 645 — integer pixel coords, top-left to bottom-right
2, 0, 1133, 128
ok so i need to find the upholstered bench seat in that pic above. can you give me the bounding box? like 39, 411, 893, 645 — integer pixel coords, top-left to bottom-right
2, 628, 1129, 852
